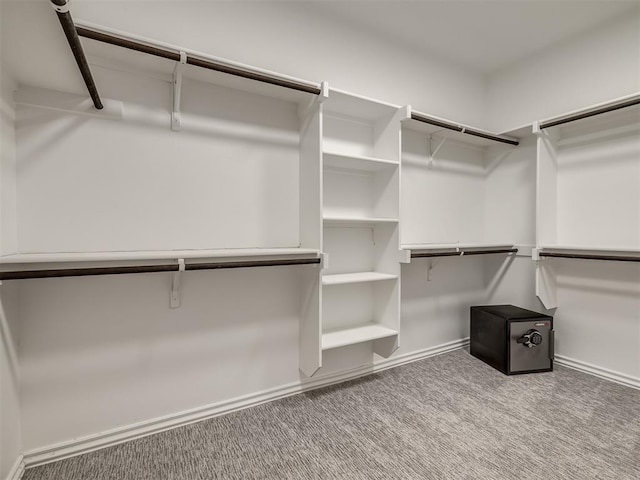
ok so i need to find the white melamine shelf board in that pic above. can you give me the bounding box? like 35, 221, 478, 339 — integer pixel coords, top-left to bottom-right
323, 88, 400, 122
539, 245, 640, 255
0, 248, 320, 265
323, 216, 399, 227
402, 243, 514, 251
78, 23, 317, 105
323, 152, 399, 172
322, 272, 398, 286
321, 323, 398, 350
403, 111, 518, 148
538, 92, 640, 130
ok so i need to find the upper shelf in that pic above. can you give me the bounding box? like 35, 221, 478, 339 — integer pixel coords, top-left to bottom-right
538, 92, 640, 131
402, 243, 515, 251
404, 243, 518, 259
404, 109, 520, 147
0, 248, 320, 265
76, 21, 320, 106
537, 246, 640, 263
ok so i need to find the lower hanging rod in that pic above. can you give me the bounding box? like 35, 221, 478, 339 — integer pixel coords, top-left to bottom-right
539, 252, 640, 263
0, 258, 321, 281
411, 248, 518, 259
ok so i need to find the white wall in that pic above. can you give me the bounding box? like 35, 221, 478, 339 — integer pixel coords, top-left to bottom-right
16, 69, 301, 253
1, 70, 17, 256
487, 7, 640, 132
0, 66, 22, 480
553, 260, 640, 381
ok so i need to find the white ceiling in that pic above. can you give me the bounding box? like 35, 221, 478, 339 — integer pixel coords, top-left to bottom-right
310, 0, 640, 73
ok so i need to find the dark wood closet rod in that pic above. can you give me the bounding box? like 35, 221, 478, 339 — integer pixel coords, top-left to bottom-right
0, 258, 321, 281
539, 95, 640, 129
411, 248, 518, 259
410, 112, 520, 146
539, 252, 640, 263
50, 0, 103, 109
74, 27, 322, 96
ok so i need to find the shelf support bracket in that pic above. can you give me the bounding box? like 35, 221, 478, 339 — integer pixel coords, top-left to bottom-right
171, 51, 187, 131
170, 258, 185, 308
531, 247, 540, 261
429, 132, 450, 165
426, 259, 434, 281
320, 252, 329, 270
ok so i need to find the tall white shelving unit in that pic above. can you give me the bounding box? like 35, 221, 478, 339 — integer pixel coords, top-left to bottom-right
534, 94, 640, 308
299, 89, 406, 376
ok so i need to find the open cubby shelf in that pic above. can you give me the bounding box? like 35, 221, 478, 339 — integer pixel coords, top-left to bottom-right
322, 272, 398, 286
322, 323, 398, 351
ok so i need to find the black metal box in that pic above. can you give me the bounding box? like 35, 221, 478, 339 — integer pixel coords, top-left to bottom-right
470, 305, 554, 375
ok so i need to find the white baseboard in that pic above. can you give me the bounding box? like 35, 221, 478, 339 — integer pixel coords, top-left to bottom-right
4, 455, 24, 480
555, 355, 640, 390
23, 338, 469, 468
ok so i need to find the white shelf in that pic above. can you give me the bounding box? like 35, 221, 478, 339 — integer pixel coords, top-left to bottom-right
321, 323, 398, 350
323, 151, 399, 172
538, 92, 640, 131
402, 243, 514, 251
403, 110, 519, 148
77, 21, 317, 106
538, 245, 640, 255
323, 216, 398, 227
0, 248, 320, 265
322, 272, 398, 286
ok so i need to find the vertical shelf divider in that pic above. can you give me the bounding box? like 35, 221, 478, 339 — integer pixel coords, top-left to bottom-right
298, 88, 326, 377
534, 122, 559, 309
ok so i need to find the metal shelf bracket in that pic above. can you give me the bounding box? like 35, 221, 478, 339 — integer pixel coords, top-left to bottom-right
170, 258, 186, 308
171, 51, 187, 131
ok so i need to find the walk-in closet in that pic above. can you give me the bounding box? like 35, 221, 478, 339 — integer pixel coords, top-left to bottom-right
1, 1, 639, 479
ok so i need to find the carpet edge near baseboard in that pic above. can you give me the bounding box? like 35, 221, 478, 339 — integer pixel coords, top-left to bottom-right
555, 354, 640, 390
22, 338, 469, 470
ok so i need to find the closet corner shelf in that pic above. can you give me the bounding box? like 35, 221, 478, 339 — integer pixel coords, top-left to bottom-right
323, 151, 399, 172
322, 272, 398, 286
0, 248, 321, 265
404, 110, 519, 147
321, 323, 398, 351
323, 216, 399, 227
403, 243, 514, 251
404, 243, 517, 259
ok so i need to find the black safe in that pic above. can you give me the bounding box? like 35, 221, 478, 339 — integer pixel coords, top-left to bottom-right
470, 305, 554, 375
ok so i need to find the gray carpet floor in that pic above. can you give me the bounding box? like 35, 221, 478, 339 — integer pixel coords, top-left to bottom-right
24, 349, 640, 480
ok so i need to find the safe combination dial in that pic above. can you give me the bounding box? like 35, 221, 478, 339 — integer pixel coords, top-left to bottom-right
517, 329, 543, 348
